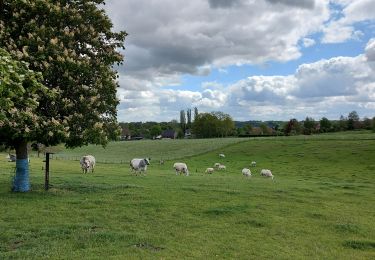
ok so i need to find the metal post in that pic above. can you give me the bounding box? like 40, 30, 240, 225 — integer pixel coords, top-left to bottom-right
45, 153, 50, 190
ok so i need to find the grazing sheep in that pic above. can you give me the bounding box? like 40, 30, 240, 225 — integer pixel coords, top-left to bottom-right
80, 155, 96, 173
205, 167, 214, 174
218, 164, 226, 170
219, 153, 225, 158
251, 161, 256, 167
242, 168, 252, 177
7, 154, 16, 162
130, 158, 150, 175
214, 162, 221, 168
260, 169, 274, 179
173, 162, 189, 176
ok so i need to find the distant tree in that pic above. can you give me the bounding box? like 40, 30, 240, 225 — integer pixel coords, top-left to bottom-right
259, 123, 269, 135
194, 107, 199, 121
187, 108, 192, 129
320, 117, 332, 133
348, 111, 360, 121
169, 119, 179, 130
303, 117, 315, 135
348, 111, 360, 130
284, 119, 301, 136
177, 128, 184, 139
192, 113, 219, 138
244, 123, 253, 134
180, 110, 186, 133
362, 117, 372, 130
150, 125, 162, 138
339, 115, 348, 131
221, 114, 235, 137
1, 1, 126, 192
192, 111, 234, 138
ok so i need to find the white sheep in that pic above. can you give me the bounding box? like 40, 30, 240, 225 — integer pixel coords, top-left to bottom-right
218, 164, 226, 170
205, 167, 214, 174
214, 162, 221, 168
242, 168, 252, 177
130, 158, 150, 175
173, 162, 189, 176
219, 153, 225, 158
80, 155, 96, 173
260, 169, 274, 179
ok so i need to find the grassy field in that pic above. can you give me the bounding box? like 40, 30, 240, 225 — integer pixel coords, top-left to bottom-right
47, 137, 247, 163
1, 132, 375, 259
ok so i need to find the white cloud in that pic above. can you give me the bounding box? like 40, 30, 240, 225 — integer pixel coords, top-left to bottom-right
117, 38, 375, 122
302, 38, 316, 47
322, 0, 375, 43
201, 81, 225, 90
105, 0, 330, 86
322, 22, 354, 43
223, 39, 375, 121
365, 38, 375, 62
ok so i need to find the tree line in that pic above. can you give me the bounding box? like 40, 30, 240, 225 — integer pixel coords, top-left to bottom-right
118, 110, 375, 140
283, 111, 375, 136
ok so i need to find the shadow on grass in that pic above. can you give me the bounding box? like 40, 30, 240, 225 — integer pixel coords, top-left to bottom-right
334, 223, 361, 234
204, 204, 250, 216
343, 240, 375, 250
235, 219, 267, 228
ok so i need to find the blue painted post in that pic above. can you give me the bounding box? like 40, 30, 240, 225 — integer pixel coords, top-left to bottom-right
12, 159, 30, 192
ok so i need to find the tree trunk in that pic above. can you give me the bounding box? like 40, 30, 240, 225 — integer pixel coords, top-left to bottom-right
12, 140, 30, 192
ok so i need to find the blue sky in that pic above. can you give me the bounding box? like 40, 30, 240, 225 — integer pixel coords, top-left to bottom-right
105, 0, 375, 122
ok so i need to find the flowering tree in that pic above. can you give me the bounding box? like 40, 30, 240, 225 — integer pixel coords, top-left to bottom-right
0, 1, 127, 191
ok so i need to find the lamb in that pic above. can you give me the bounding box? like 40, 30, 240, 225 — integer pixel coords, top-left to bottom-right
214, 162, 221, 168
251, 161, 256, 167
205, 167, 214, 174
242, 168, 252, 177
219, 153, 225, 158
260, 169, 274, 179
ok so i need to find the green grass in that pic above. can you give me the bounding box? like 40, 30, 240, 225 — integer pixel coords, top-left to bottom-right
47, 137, 247, 163
1, 132, 375, 259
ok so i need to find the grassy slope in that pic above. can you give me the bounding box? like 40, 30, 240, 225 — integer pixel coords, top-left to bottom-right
0, 132, 375, 259
49, 137, 246, 163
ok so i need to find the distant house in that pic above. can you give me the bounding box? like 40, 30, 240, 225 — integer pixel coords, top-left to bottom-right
162, 129, 177, 139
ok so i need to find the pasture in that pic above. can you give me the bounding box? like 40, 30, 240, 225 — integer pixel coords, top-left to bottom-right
0, 132, 375, 259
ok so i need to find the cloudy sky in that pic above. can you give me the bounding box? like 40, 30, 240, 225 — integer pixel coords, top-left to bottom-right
104, 0, 375, 122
